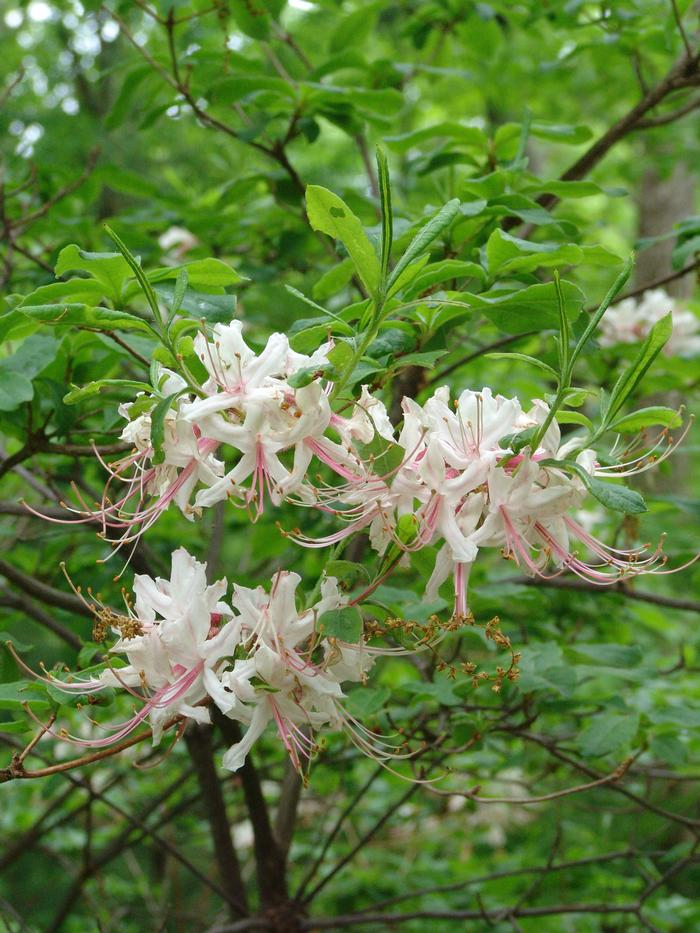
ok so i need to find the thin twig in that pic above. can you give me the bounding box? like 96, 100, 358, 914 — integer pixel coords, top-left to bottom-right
670, 0, 693, 58
428, 332, 535, 386
634, 93, 700, 128
501, 575, 700, 614
354, 849, 657, 916
295, 764, 384, 900
511, 46, 700, 232
302, 781, 421, 904
519, 731, 700, 831
612, 255, 700, 303
429, 757, 633, 804
0, 559, 92, 617
104, 331, 151, 367
1, 716, 182, 783
17, 149, 100, 230
0, 591, 83, 650
0, 68, 25, 110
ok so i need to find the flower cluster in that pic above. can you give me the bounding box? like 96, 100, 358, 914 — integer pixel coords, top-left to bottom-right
34, 313, 691, 772
39, 549, 380, 773
61, 317, 681, 618
599, 288, 700, 357
79, 323, 400, 554
298, 387, 668, 618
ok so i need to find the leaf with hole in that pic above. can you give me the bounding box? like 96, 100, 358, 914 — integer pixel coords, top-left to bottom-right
306, 186, 380, 297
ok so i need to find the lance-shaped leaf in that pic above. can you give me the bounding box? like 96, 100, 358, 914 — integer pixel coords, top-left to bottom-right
556, 460, 648, 514
63, 379, 153, 405
388, 199, 461, 290
7, 304, 155, 336
150, 391, 183, 465
602, 312, 672, 428
607, 406, 682, 433
376, 145, 393, 290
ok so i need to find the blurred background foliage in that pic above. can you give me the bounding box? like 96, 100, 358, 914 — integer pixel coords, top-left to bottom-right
2, 1, 700, 931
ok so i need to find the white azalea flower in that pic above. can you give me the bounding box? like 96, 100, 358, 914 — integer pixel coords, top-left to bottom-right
217, 572, 373, 772
600, 288, 700, 357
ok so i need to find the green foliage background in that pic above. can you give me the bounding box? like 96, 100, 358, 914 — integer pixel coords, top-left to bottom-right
1, 1, 700, 931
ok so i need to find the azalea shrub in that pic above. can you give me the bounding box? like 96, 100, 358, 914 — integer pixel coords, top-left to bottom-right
2, 2, 700, 932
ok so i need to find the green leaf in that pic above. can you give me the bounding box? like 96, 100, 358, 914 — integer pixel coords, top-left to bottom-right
306, 185, 380, 297
649, 734, 687, 766
386, 256, 431, 298
554, 272, 570, 376
150, 391, 181, 465
608, 406, 683, 433
603, 312, 673, 427
484, 193, 555, 227
555, 410, 593, 429
486, 229, 583, 276
345, 685, 391, 717
404, 679, 461, 707
530, 122, 593, 144
306, 85, 403, 123
393, 349, 447, 369
317, 606, 363, 643
9, 304, 154, 336
468, 281, 585, 334
147, 258, 245, 288
580, 245, 624, 267
287, 364, 332, 388
376, 145, 393, 292
368, 326, 417, 360
0, 720, 32, 734
104, 65, 151, 129
568, 643, 643, 667
517, 643, 575, 696
389, 516, 416, 550
0, 633, 34, 653
526, 180, 605, 199
0, 333, 60, 411
485, 351, 558, 378
560, 462, 648, 514
154, 285, 236, 323
388, 199, 460, 289
55, 245, 132, 304
77, 642, 103, 668
585, 477, 647, 514
329, 3, 380, 52
312, 259, 355, 301
228, 0, 281, 38
3, 332, 59, 378
570, 256, 635, 377
358, 434, 405, 478
18, 279, 108, 307
578, 712, 639, 758
0, 681, 50, 711
403, 259, 486, 297
63, 379, 152, 405
384, 123, 488, 153
499, 426, 539, 455
325, 561, 371, 588
104, 225, 162, 324
650, 706, 700, 728
168, 268, 189, 324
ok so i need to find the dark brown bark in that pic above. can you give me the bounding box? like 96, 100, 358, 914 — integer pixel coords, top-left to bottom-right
185, 724, 249, 919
